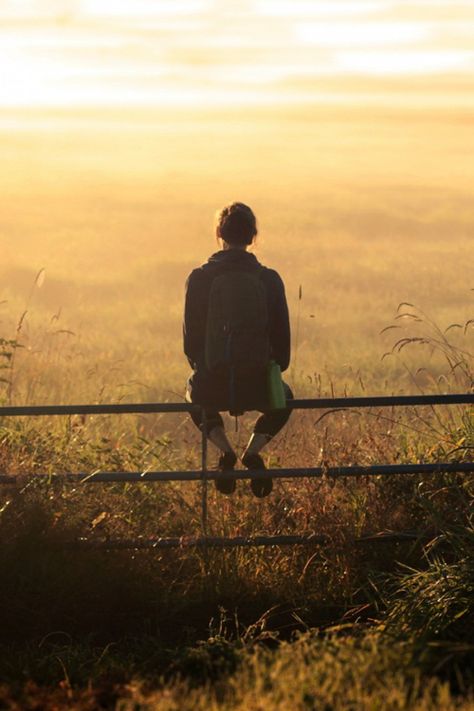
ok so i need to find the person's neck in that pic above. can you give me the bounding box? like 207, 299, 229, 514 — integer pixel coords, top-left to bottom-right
222, 241, 247, 251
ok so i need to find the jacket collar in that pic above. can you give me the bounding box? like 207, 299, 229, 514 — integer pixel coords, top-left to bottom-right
206, 249, 260, 266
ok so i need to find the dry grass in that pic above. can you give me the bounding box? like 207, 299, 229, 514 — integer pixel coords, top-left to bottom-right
1, 107, 473, 412
0, 106, 473, 707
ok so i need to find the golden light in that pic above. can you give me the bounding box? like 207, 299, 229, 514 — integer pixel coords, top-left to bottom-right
295, 21, 431, 47
335, 49, 474, 75
256, 1, 392, 17
0, 0, 473, 109
80, 0, 209, 18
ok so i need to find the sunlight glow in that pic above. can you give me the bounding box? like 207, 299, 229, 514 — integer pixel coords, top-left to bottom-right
1, 0, 473, 108
336, 49, 474, 75
80, 0, 210, 18
296, 22, 431, 47
256, 1, 390, 17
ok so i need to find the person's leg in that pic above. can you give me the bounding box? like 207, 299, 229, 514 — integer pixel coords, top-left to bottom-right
209, 426, 234, 455
189, 408, 236, 494
241, 383, 293, 498
242, 383, 294, 458
189, 409, 234, 454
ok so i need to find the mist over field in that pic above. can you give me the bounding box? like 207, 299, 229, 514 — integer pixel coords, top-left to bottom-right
1, 106, 472, 408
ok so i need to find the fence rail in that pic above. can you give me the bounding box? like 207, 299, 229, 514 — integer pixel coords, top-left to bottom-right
1, 393, 473, 549
74, 534, 329, 549
1, 461, 474, 486
73, 531, 436, 550
0, 393, 472, 418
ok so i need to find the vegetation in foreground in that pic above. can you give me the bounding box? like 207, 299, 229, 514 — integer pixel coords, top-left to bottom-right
0, 460, 473, 709
0, 319, 472, 708
1, 112, 473, 706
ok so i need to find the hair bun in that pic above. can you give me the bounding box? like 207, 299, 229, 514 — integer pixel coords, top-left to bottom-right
216, 202, 257, 246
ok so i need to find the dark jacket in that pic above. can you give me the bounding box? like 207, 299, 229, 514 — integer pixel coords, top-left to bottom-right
183, 249, 290, 411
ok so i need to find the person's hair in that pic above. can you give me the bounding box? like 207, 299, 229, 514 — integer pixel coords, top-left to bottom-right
215, 202, 257, 246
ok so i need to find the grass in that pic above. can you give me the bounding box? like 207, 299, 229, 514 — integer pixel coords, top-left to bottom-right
0, 106, 473, 707
1, 108, 473, 410
0, 305, 472, 709
0, 373, 472, 706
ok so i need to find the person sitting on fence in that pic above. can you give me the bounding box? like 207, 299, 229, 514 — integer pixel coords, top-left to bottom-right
183, 202, 293, 498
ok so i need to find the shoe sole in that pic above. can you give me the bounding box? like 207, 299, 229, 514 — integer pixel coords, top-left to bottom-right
242, 456, 273, 498
215, 476, 236, 495
250, 476, 273, 498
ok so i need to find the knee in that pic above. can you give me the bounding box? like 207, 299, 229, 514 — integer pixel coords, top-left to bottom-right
205, 414, 225, 434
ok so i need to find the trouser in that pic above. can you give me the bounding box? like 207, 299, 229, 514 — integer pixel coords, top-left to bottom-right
189, 382, 294, 438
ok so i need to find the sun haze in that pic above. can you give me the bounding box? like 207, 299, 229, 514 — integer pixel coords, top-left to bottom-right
1, 0, 474, 109
1, 0, 473, 405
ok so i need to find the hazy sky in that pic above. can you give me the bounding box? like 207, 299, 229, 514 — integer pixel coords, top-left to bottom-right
1, 0, 474, 108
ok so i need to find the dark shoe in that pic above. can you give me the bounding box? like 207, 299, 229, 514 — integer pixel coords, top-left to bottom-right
215, 451, 237, 495
241, 453, 273, 498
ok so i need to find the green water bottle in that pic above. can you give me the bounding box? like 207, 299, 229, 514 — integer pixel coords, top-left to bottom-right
267, 360, 287, 410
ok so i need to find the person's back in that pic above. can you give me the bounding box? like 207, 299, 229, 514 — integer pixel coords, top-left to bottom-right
205, 265, 269, 377
183, 202, 292, 497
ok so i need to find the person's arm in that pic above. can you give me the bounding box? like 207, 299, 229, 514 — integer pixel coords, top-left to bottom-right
183, 269, 207, 369
266, 270, 291, 372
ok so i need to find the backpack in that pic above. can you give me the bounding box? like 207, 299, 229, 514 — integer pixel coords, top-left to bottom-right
204, 269, 270, 373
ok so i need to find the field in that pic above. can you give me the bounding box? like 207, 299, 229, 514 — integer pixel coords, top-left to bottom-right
0, 106, 473, 709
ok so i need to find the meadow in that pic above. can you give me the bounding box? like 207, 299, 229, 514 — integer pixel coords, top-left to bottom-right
0, 105, 473, 708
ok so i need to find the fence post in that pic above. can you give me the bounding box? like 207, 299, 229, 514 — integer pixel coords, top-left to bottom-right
200, 409, 208, 537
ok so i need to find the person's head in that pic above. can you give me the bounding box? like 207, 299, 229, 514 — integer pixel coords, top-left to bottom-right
215, 202, 258, 248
